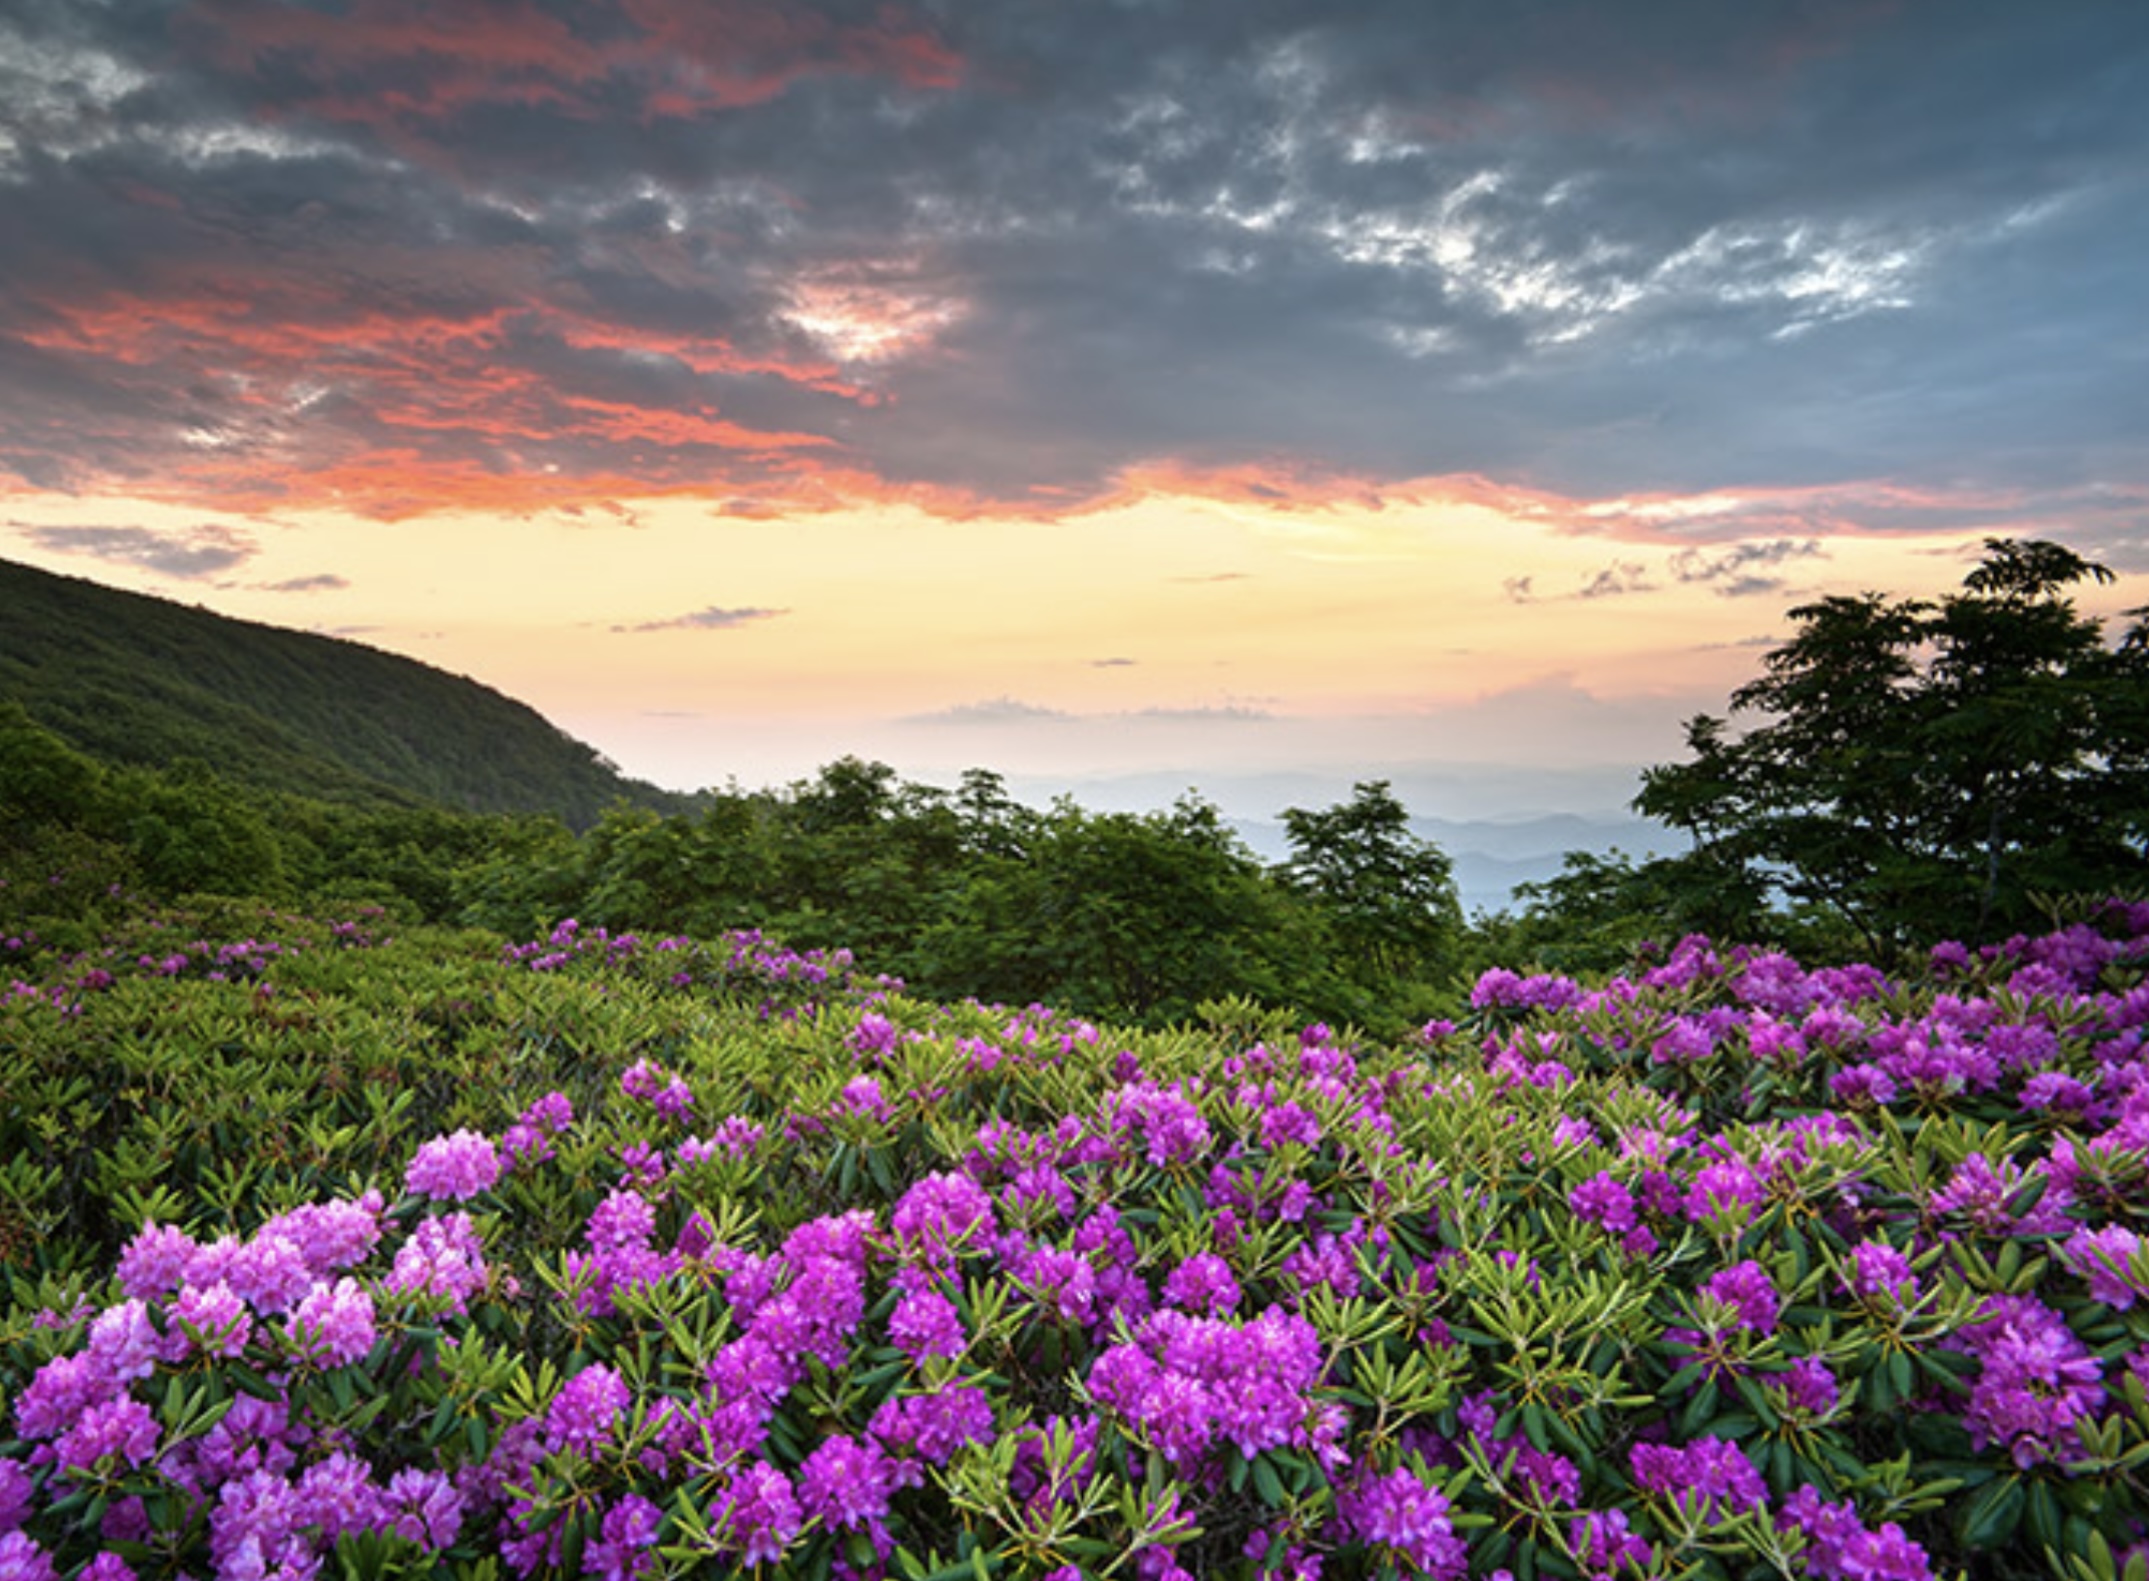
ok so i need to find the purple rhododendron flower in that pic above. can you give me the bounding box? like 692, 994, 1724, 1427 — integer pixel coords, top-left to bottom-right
798, 1433, 897, 1536
1829, 1063, 1898, 1109
890, 1287, 967, 1361
0, 1462, 32, 1532
870, 1384, 995, 1470
547, 1363, 632, 1456
298, 1451, 386, 1544
1779, 1355, 1841, 1417
588, 1188, 658, 1251
1629, 1437, 1766, 1523
386, 1212, 490, 1313
87, 1299, 176, 1382
890, 1172, 997, 1268
1569, 1173, 1637, 1234
1109, 1081, 1213, 1167
587, 1493, 664, 1581
1570, 1507, 1653, 1578
1960, 1294, 2105, 1469
709, 1462, 800, 1567
383, 1468, 464, 1549
115, 1222, 196, 1302
1779, 1486, 1934, 1580
2064, 1225, 2147, 1310
0, 1532, 59, 1581
15, 1352, 123, 1442
286, 1277, 376, 1368
1012, 1243, 1099, 1325
1845, 1240, 1918, 1305
56, 1397, 160, 1473
258, 1195, 384, 1275
1161, 1252, 1241, 1317
839, 1074, 892, 1121
503, 1091, 575, 1165
1260, 1101, 1322, 1150
1336, 1466, 1466, 1579
173, 1280, 252, 1359
1702, 1260, 1780, 1336
1088, 1306, 1324, 1466
223, 1233, 316, 1316
209, 1468, 316, 1579
406, 1129, 502, 1200
1684, 1158, 1766, 1228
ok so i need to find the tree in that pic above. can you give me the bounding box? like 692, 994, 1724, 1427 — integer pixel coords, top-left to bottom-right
1637, 538, 2149, 949
1486, 848, 1785, 977
1279, 780, 1463, 985
0, 702, 104, 835
116, 759, 286, 899
915, 794, 1312, 1024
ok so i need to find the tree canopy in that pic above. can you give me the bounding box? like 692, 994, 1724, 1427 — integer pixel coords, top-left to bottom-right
1637, 538, 2149, 948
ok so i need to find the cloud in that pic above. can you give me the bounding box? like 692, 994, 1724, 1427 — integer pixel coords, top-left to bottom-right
1126, 705, 1275, 724
10, 521, 256, 578
1694, 633, 1782, 651
258, 572, 350, 593
1575, 561, 1653, 600
0, 1, 2142, 550
1670, 537, 1825, 596
613, 605, 788, 633
903, 698, 1274, 728
1506, 559, 1651, 602
904, 697, 1077, 726
1090, 656, 1137, 668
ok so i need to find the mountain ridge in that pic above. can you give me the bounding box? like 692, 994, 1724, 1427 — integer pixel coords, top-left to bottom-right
0, 557, 680, 827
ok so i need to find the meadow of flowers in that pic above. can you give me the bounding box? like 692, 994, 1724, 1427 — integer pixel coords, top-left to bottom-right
6, 903, 2149, 1580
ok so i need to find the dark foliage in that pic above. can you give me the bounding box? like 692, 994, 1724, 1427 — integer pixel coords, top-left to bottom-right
1637, 539, 2149, 949
0, 557, 681, 826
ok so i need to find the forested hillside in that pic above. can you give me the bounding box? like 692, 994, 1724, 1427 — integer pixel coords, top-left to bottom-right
0, 557, 679, 826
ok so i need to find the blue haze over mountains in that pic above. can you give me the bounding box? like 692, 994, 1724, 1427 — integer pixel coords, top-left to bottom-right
1005, 767, 1684, 915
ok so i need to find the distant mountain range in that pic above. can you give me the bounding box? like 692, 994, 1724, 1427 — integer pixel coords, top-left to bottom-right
1244, 812, 1685, 917
0, 557, 681, 827
1003, 769, 1687, 916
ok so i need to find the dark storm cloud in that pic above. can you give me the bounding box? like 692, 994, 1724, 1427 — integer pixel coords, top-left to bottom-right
0, 1, 2145, 544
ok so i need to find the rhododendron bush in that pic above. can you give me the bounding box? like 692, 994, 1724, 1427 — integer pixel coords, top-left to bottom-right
6, 907, 2149, 1579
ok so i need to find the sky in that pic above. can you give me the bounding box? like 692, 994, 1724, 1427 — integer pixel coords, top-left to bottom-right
2, 0, 2146, 823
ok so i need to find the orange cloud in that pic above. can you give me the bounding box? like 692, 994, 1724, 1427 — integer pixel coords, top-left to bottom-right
551, 313, 867, 399
558, 396, 831, 453
1099, 458, 1580, 522
180, 0, 963, 128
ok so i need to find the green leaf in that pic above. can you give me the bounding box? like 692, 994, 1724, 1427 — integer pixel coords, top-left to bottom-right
1958, 1475, 2024, 1550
